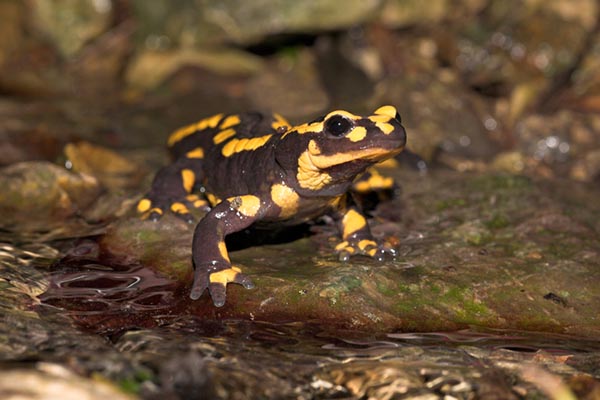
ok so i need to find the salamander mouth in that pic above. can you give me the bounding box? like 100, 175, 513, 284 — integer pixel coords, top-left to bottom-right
309, 144, 404, 169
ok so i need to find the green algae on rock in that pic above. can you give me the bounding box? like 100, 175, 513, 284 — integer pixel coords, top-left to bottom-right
99, 170, 600, 337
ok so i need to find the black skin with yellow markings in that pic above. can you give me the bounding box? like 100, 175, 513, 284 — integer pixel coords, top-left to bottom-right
138, 105, 406, 307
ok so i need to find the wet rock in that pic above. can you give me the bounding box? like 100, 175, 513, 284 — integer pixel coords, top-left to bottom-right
64, 141, 146, 190
125, 48, 263, 91
314, 34, 377, 110
571, 148, 600, 182
30, 0, 112, 57
435, 0, 598, 122
98, 171, 600, 337
158, 352, 216, 399
133, 0, 383, 47
384, 68, 499, 162
101, 215, 194, 282
65, 21, 135, 98
569, 34, 600, 113
0, 1, 62, 97
0, 1, 26, 67
0, 162, 101, 233
245, 50, 329, 118
514, 110, 600, 179
0, 363, 134, 400
111, 323, 600, 399
491, 151, 527, 174
363, 29, 500, 163
0, 102, 64, 164
380, 0, 485, 28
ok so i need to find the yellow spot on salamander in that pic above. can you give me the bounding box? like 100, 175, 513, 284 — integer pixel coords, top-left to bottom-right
358, 239, 377, 251
195, 200, 207, 208
374, 105, 397, 118
168, 125, 195, 147
335, 241, 349, 251
294, 121, 324, 135
186, 147, 205, 159
353, 169, 394, 192
187, 194, 208, 208
137, 198, 151, 213
218, 241, 230, 262
368, 115, 391, 123
346, 126, 367, 142
297, 149, 333, 190
206, 193, 221, 207
213, 128, 237, 145
376, 122, 395, 134
219, 115, 241, 129
377, 158, 400, 168
329, 196, 343, 210
272, 113, 290, 131
368, 115, 395, 135
342, 209, 367, 240
209, 266, 242, 285
171, 202, 189, 214
229, 195, 261, 217
221, 134, 272, 157
270, 184, 299, 218
149, 207, 163, 215
167, 113, 223, 146
181, 169, 195, 193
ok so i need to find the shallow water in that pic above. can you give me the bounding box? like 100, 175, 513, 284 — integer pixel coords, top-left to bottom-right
39, 254, 600, 355
31, 248, 600, 398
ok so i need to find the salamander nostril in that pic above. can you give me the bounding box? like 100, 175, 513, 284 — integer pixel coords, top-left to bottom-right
325, 115, 352, 137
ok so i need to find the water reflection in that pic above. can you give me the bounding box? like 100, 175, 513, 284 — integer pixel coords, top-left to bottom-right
39, 258, 183, 334
39, 256, 600, 358
36, 255, 600, 398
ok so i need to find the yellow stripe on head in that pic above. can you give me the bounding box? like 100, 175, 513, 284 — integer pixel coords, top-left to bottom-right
374, 105, 397, 118
346, 126, 367, 142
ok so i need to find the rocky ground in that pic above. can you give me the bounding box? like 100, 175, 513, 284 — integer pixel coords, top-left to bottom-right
1, 1, 600, 399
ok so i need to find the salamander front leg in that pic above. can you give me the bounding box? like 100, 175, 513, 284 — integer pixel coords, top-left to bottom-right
190, 195, 264, 306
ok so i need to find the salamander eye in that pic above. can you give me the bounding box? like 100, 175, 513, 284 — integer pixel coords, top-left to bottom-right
325, 115, 353, 137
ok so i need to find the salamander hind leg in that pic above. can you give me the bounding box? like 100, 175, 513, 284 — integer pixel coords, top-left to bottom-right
137, 159, 208, 223
333, 195, 397, 262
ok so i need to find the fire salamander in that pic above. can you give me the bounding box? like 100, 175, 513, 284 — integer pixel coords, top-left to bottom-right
137, 106, 406, 307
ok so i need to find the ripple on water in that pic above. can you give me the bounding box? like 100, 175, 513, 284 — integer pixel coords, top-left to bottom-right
39, 257, 186, 334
